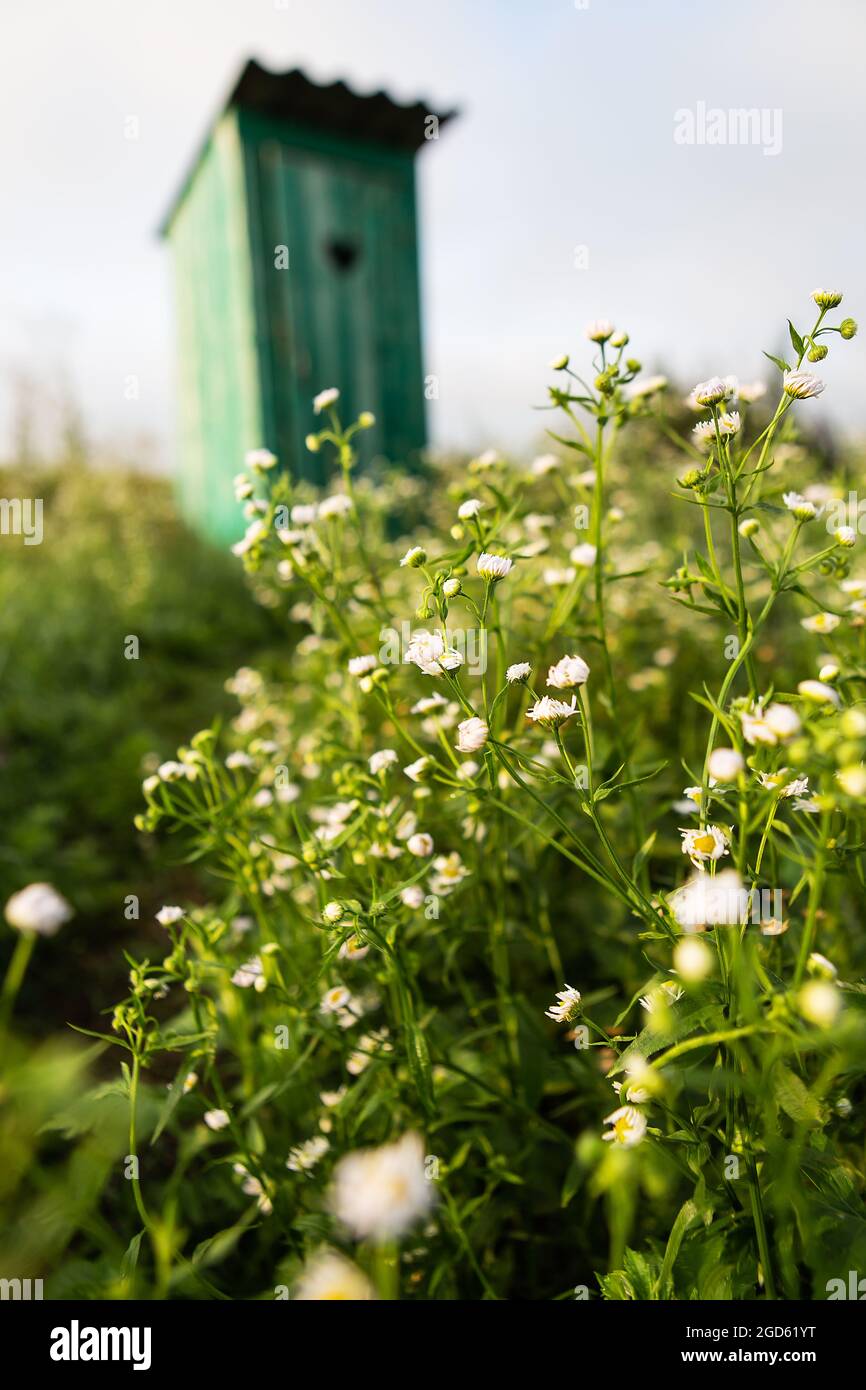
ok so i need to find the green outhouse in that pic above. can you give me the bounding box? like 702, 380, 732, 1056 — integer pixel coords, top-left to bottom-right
160, 60, 454, 544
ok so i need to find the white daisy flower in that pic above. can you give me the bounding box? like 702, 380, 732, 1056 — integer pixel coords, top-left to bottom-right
339, 936, 370, 963
526, 695, 579, 728
321, 985, 352, 1015
673, 936, 714, 982
737, 380, 766, 402
411, 693, 448, 714
707, 747, 743, 782
403, 756, 432, 783
245, 448, 277, 470
506, 662, 532, 683
477, 552, 513, 581
783, 371, 825, 399
569, 543, 597, 568
458, 498, 483, 519
781, 776, 810, 799
320, 1087, 348, 1108
319, 493, 353, 519
348, 654, 378, 677
680, 824, 731, 869
692, 420, 716, 450
640, 981, 685, 1012
692, 377, 729, 406
233, 1163, 272, 1214
232, 956, 265, 990
801, 612, 841, 634
226, 750, 254, 770
741, 702, 801, 746
837, 764, 866, 797
4, 883, 73, 937
530, 453, 560, 476
157, 759, 195, 781
294, 1251, 375, 1301
602, 1105, 647, 1147
628, 374, 668, 400
669, 869, 748, 930
798, 679, 840, 706
407, 832, 434, 857
544, 983, 582, 1024
287, 1135, 330, 1172
547, 654, 590, 689
783, 491, 818, 520
543, 567, 576, 587
405, 631, 463, 675
586, 319, 615, 343
455, 717, 489, 753
155, 905, 184, 926
330, 1132, 433, 1241
429, 852, 470, 895
807, 952, 838, 980
400, 885, 426, 909
799, 981, 841, 1027
400, 545, 427, 568
204, 1109, 230, 1131
313, 387, 340, 414
369, 749, 398, 774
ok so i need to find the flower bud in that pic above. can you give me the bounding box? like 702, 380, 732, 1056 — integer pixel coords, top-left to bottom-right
305, 434, 321, 452
400, 546, 427, 569
840, 318, 858, 339
550, 354, 569, 370
807, 344, 828, 361
358, 411, 376, 428
812, 288, 843, 308
799, 980, 841, 1027
674, 936, 714, 983
738, 518, 760, 538
442, 577, 462, 598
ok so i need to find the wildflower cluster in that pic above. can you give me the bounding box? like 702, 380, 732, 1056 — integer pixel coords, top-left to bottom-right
84, 296, 866, 1300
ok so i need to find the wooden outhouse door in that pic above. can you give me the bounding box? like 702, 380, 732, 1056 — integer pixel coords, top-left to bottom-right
255, 139, 424, 484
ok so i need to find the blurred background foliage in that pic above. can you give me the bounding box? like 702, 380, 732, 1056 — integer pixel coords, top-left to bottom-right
0, 461, 290, 1037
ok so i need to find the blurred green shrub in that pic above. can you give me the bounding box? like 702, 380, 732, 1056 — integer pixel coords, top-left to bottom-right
0, 464, 286, 1033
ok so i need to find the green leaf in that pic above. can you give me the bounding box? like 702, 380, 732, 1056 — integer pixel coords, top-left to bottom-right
788, 320, 805, 359
120, 1230, 145, 1285
560, 1157, 582, 1209
610, 1000, 724, 1076
763, 350, 791, 373
773, 1064, 823, 1128
632, 831, 657, 881
655, 1199, 699, 1297
150, 1060, 196, 1145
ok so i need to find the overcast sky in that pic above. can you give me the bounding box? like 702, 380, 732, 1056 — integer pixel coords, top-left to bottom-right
1, 0, 864, 468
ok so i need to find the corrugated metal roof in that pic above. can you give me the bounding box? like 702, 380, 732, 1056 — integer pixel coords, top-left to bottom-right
159, 58, 456, 234
230, 59, 455, 149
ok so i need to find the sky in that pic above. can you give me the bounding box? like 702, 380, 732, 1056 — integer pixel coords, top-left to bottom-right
1, 0, 865, 470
